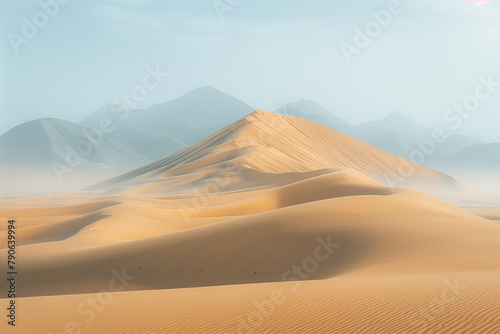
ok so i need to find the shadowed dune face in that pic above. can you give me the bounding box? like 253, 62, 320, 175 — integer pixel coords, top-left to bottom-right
6, 187, 498, 298
0, 110, 498, 334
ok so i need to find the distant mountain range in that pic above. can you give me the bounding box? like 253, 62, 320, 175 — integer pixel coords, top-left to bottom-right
1, 86, 497, 187
0, 86, 253, 171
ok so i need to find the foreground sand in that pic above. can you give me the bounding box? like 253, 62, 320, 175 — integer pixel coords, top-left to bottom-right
8, 272, 499, 334
1, 110, 499, 333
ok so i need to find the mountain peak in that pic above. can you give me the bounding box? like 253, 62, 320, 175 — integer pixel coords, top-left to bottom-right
81, 86, 254, 132
32, 117, 60, 123
186, 85, 222, 95
141, 86, 254, 130
383, 112, 414, 123
8, 117, 79, 136
286, 99, 323, 109
279, 100, 329, 116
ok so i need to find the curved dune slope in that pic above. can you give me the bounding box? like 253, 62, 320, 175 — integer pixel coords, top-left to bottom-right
0, 110, 498, 334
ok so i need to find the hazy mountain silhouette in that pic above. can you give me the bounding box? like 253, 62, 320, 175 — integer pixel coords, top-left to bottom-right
140, 86, 254, 129
0, 118, 149, 170
81, 86, 254, 144
0, 89, 494, 179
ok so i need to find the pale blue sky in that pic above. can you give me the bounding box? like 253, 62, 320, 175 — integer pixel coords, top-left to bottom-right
1, 0, 499, 139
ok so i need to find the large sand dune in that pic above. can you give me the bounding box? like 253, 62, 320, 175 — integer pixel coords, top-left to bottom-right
91, 109, 462, 193
1, 110, 498, 333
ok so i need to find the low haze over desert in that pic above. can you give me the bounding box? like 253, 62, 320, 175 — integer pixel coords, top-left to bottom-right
1, 1, 499, 333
